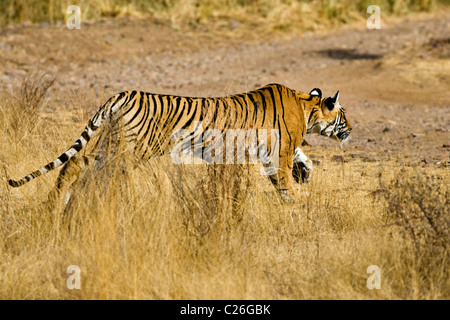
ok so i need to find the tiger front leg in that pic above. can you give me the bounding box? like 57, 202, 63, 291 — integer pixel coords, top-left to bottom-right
292, 147, 313, 183
268, 152, 300, 203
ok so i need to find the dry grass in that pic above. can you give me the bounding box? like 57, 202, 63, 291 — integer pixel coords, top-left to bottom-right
0, 0, 446, 32
0, 74, 448, 299
384, 171, 449, 257
0, 72, 54, 141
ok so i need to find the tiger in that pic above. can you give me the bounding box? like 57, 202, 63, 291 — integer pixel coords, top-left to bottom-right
7, 83, 351, 203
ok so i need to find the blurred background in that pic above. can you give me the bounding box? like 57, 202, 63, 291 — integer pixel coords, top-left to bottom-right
0, 0, 446, 28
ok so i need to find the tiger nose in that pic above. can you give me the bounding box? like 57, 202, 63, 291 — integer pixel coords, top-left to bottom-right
337, 129, 351, 140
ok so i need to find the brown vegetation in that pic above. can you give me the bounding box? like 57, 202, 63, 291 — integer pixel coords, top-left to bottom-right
0, 73, 448, 299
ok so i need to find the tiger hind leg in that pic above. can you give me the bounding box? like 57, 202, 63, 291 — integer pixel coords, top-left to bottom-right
62, 124, 131, 213
47, 153, 90, 208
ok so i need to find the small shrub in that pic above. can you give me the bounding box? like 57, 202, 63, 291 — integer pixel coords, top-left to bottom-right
385, 171, 449, 256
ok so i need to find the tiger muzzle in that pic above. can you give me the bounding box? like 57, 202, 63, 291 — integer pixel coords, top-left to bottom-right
337, 129, 351, 142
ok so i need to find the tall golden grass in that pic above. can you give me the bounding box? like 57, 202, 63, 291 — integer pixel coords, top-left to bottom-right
0, 0, 445, 29
0, 75, 448, 299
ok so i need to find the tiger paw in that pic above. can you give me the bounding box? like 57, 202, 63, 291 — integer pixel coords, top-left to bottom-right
278, 189, 302, 203
292, 160, 313, 183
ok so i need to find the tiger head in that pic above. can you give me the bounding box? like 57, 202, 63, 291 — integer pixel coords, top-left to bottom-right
305, 88, 352, 142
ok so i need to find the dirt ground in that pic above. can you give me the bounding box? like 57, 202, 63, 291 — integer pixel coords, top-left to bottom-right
1, 12, 449, 169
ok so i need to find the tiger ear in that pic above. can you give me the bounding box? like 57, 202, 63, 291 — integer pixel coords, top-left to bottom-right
324, 91, 339, 111
309, 88, 322, 97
